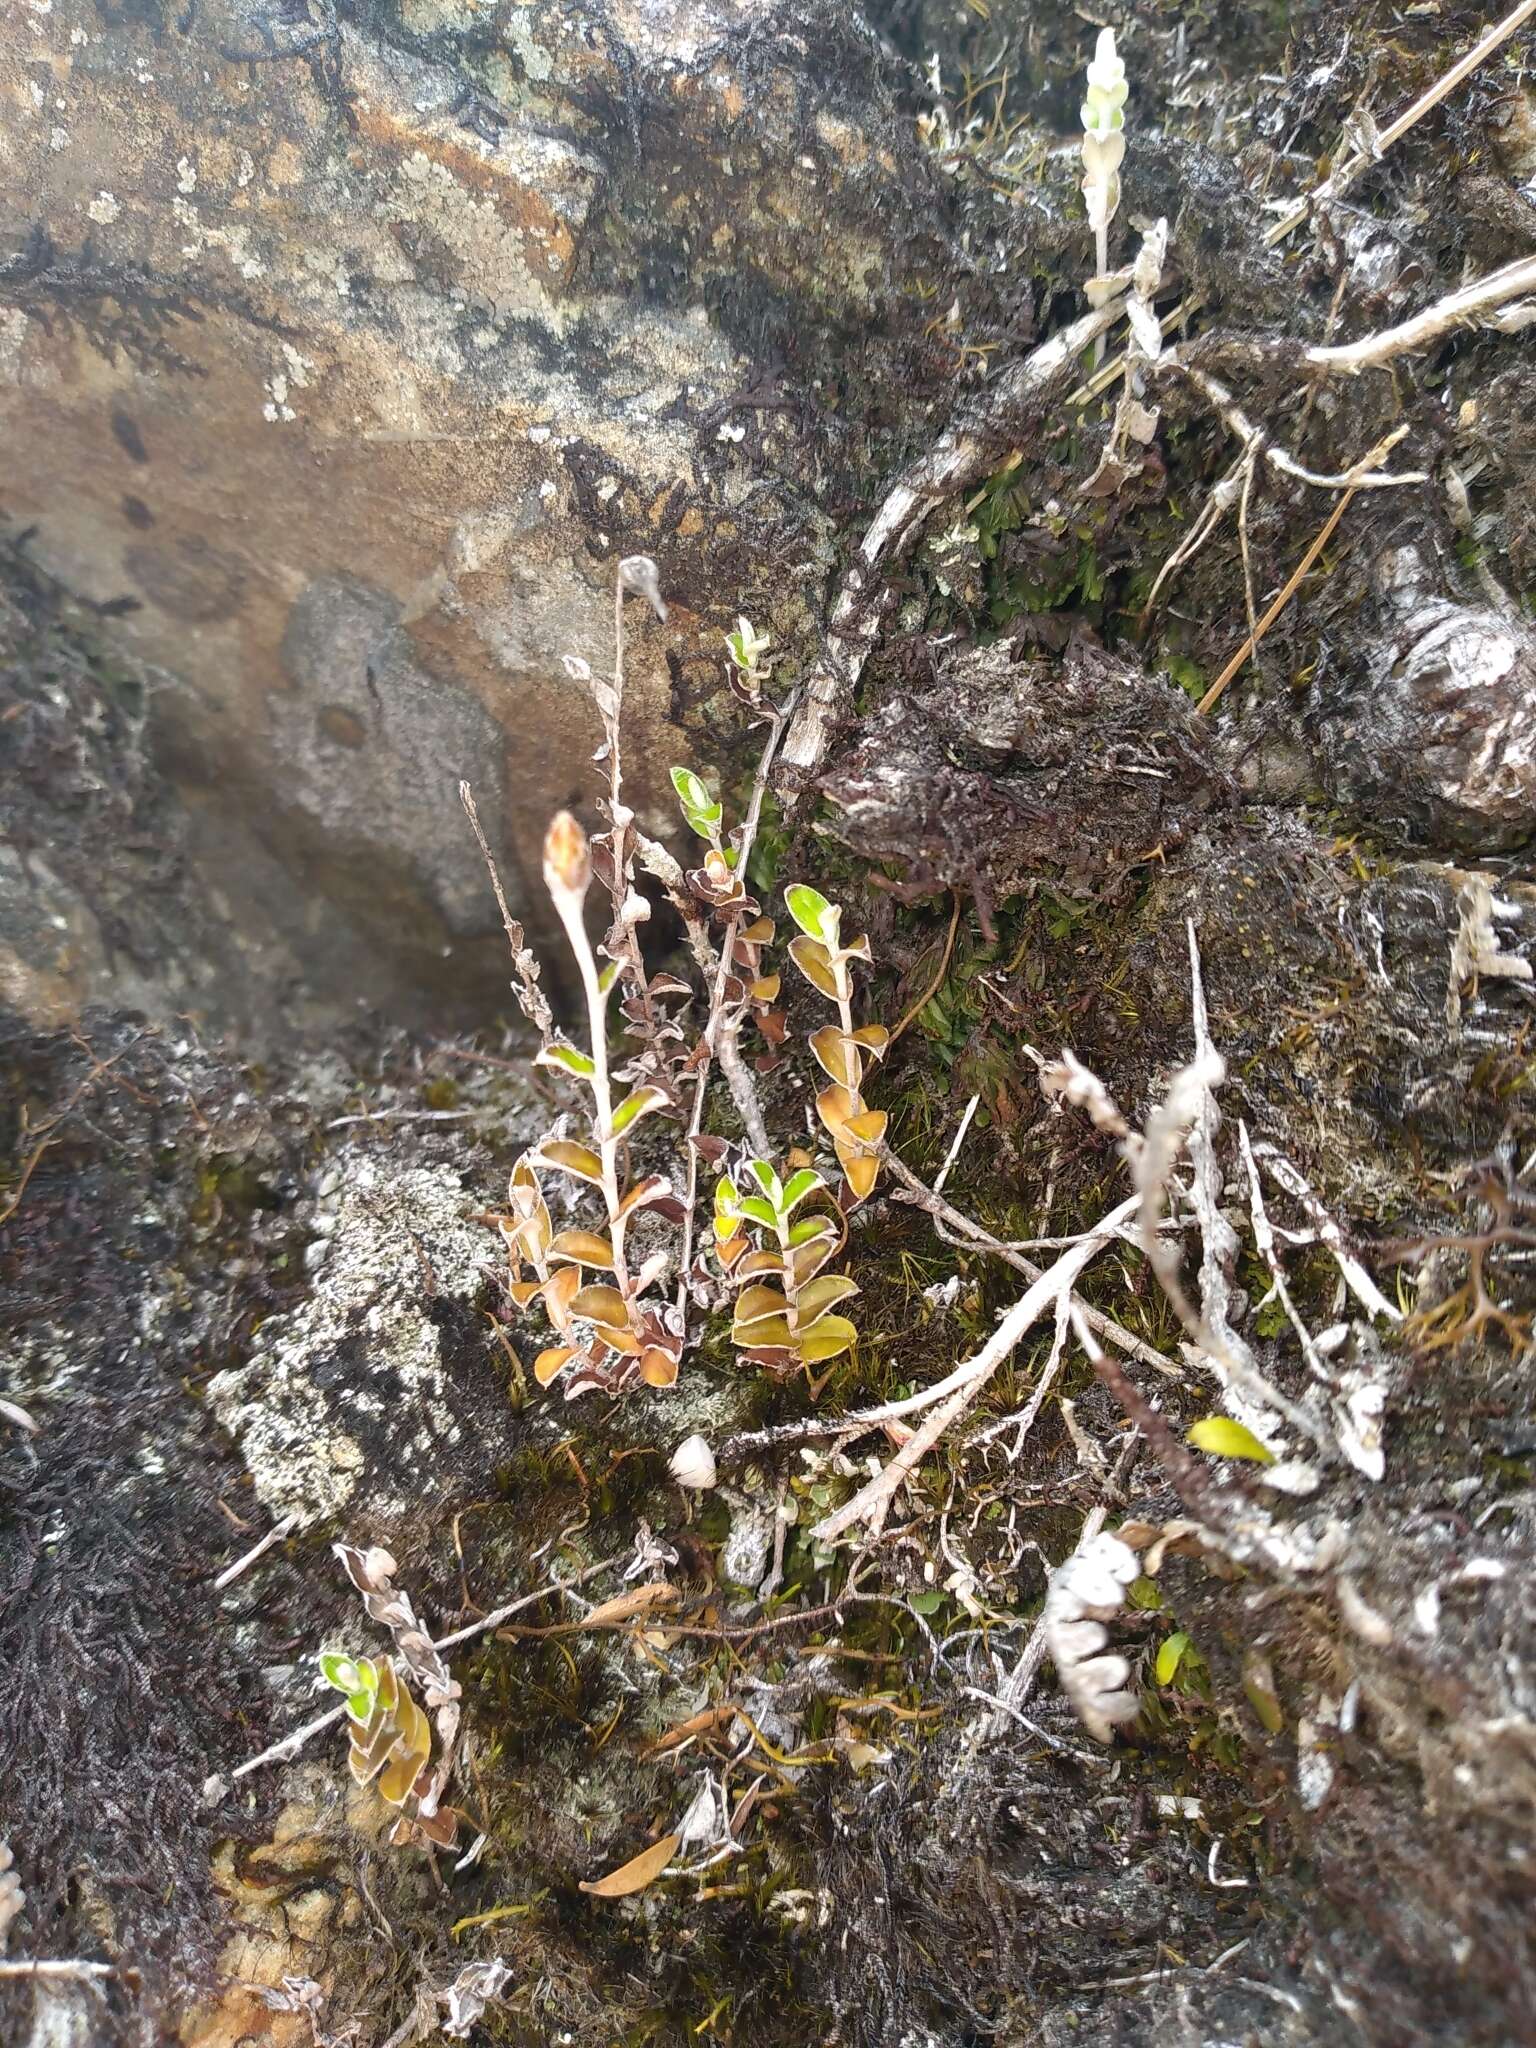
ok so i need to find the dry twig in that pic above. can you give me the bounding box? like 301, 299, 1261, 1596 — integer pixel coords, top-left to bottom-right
1302, 253, 1536, 374
779, 297, 1127, 784
212, 1513, 297, 1591
808, 1193, 1142, 1542
1194, 480, 1359, 716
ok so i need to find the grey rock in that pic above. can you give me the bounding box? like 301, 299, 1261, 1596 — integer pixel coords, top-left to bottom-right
207, 1149, 507, 1528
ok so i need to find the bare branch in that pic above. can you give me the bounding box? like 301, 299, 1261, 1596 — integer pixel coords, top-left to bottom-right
808, 1194, 1141, 1543
1170, 362, 1426, 489
779, 298, 1126, 786
1303, 255, 1536, 375
458, 782, 553, 1041
883, 1145, 1178, 1374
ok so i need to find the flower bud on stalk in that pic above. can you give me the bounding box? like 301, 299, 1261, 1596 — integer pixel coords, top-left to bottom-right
543, 810, 591, 900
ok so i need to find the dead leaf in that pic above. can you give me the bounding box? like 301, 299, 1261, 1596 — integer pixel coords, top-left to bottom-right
647, 1704, 738, 1754
582, 1581, 680, 1629
579, 1830, 682, 1898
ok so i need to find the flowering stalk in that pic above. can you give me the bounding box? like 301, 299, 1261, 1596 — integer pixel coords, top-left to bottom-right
507, 810, 682, 1393
1081, 28, 1128, 362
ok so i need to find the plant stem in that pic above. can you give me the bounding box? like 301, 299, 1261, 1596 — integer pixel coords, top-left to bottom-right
676, 699, 793, 1306
774, 1205, 800, 1346
1092, 220, 1108, 365
553, 888, 634, 1308
606, 578, 664, 1050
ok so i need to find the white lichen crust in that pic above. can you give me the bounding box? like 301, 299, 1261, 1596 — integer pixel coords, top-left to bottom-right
208, 1153, 488, 1528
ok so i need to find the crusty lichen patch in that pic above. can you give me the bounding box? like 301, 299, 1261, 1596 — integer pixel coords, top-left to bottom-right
208, 1151, 497, 1527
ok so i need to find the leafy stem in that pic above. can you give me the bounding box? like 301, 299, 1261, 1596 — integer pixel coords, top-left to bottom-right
543, 812, 635, 1308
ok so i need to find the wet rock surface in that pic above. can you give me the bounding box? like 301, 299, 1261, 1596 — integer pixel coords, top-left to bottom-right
0, 0, 935, 1041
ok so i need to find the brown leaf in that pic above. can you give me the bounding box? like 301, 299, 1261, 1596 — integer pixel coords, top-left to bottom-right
808, 1025, 858, 1086
534, 1344, 580, 1386
571, 1283, 629, 1325
537, 1140, 604, 1183
548, 1229, 616, 1268
579, 1830, 682, 1898
583, 1581, 681, 1628
638, 1345, 680, 1388
647, 1703, 738, 1754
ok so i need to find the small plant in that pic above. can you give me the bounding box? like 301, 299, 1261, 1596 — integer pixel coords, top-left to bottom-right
669, 762, 783, 1054
714, 1158, 859, 1381
510, 809, 686, 1393
318, 1651, 457, 1848
471, 568, 888, 1399
1081, 27, 1128, 356
319, 1543, 462, 1850
782, 884, 888, 1202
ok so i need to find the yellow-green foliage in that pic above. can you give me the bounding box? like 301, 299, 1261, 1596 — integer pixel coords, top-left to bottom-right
713, 1159, 859, 1383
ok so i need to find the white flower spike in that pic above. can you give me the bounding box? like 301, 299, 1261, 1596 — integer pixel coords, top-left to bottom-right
1081, 28, 1129, 355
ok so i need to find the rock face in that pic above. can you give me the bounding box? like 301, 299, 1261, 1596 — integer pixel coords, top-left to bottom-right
0, 0, 922, 1041
207, 1148, 521, 1529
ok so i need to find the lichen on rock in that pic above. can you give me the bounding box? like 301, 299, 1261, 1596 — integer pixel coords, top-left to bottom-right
208, 1151, 511, 1529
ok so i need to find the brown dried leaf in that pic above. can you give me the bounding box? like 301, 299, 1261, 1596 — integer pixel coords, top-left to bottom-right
534, 1344, 580, 1386
583, 1582, 681, 1628
548, 1229, 616, 1268
579, 1831, 682, 1898
647, 1704, 738, 1754
537, 1140, 605, 1183
571, 1283, 629, 1325
638, 1346, 680, 1388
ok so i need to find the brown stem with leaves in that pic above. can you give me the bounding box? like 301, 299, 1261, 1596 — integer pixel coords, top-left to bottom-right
676, 700, 792, 1305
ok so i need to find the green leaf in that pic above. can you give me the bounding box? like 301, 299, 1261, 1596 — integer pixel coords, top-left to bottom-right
784, 884, 837, 946
318, 1650, 359, 1692
536, 1041, 596, 1079
597, 960, 621, 997
738, 1195, 777, 1230
670, 764, 722, 841
780, 1168, 824, 1214
908, 1590, 945, 1616
318, 1650, 377, 1720
1155, 1631, 1191, 1686
745, 1158, 783, 1208
670, 765, 711, 812
726, 616, 771, 673
788, 1214, 834, 1247
1187, 1416, 1276, 1465
611, 1085, 668, 1136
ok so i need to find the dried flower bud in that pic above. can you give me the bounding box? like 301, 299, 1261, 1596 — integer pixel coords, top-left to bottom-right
618, 554, 668, 622
669, 1434, 717, 1491
543, 810, 591, 897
